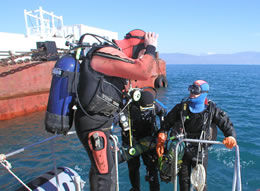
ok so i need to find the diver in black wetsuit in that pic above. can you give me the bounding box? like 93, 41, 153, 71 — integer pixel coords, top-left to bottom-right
121, 91, 166, 191
156, 80, 237, 191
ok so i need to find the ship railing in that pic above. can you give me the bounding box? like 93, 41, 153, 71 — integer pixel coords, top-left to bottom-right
0, 51, 29, 58
173, 139, 242, 191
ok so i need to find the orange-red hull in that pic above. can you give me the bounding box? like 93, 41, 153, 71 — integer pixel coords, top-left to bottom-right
0, 58, 166, 121
0, 61, 55, 121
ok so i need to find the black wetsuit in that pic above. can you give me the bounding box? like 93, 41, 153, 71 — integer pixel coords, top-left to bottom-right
121, 101, 165, 191
163, 101, 236, 191
75, 78, 125, 191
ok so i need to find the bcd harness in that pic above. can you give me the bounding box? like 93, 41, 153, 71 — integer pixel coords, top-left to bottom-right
158, 100, 217, 183
45, 33, 137, 135
120, 89, 160, 155
76, 44, 128, 118
180, 100, 217, 144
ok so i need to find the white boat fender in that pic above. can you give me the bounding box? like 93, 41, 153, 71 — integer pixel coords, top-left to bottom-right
16, 167, 84, 191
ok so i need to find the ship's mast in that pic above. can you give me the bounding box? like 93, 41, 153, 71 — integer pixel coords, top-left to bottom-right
24, 7, 64, 38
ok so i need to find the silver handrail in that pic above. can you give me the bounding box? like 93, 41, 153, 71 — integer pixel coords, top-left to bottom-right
110, 135, 119, 191
173, 139, 242, 191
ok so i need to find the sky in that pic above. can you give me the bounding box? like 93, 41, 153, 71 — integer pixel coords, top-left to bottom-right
0, 0, 259, 55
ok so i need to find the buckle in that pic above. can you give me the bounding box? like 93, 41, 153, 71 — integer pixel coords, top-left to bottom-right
52, 67, 63, 76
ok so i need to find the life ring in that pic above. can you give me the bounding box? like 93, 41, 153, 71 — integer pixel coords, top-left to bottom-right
155, 75, 168, 88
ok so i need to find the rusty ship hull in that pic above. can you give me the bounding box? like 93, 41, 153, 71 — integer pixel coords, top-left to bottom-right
0, 56, 166, 121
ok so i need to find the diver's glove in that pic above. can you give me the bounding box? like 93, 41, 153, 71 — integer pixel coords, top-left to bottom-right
223, 136, 237, 149
156, 132, 167, 158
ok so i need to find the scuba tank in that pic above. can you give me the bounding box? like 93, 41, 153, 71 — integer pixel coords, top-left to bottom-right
45, 55, 79, 135
45, 33, 121, 134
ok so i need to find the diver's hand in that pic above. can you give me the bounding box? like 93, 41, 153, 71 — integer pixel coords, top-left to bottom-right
156, 143, 164, 158
156, 132, 167, 157
144, 32, 159, 48
223, 136, 237, 149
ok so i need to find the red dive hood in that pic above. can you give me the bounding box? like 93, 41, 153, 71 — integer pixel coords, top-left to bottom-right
113, 29, 145, 58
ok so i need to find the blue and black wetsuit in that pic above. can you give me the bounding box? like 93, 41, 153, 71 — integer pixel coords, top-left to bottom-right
163, 101, 236, 191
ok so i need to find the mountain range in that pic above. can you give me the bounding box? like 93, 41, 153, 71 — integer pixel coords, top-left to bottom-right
159, 51, 260, 65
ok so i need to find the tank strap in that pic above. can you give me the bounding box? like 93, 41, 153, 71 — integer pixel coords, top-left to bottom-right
61, 70, 79, 93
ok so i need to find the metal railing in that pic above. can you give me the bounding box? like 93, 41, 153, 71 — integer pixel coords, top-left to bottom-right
173, 139, 242, 191
0, 51, 29, 58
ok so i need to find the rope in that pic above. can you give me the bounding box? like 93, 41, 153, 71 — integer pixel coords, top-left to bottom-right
190, 164, 206, 191
0, 160, 32, 191
191, 130, 206, 191
50, 138, 60, 191
1, 131, 77, 190
196, 130, 206, 166
5, 131, 76, 159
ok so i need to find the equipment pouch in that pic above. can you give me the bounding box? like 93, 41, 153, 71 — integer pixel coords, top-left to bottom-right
87, 78, 122, 116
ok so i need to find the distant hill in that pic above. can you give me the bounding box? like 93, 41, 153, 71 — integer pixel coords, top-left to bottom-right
159, 52, 260, 65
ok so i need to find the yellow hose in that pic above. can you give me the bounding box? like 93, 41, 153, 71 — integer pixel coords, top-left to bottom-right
128, 105, 132, 147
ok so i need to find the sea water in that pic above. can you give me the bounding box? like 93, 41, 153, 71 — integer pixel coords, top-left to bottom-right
0, 64, 259, 191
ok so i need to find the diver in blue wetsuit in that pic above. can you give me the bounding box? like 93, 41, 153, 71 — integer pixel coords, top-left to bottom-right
156, 80, 237, 191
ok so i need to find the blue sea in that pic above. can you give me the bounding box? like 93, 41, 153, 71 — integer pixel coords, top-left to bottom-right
0, 64, 260, 191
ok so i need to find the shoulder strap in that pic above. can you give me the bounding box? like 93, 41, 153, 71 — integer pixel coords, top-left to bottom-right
202, 100, 215, 131
200, 101, 214, 132
86, 45, 110, 60
180, 99, 189, 121
179, 99, 189, 137
207, 100, 215, 124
